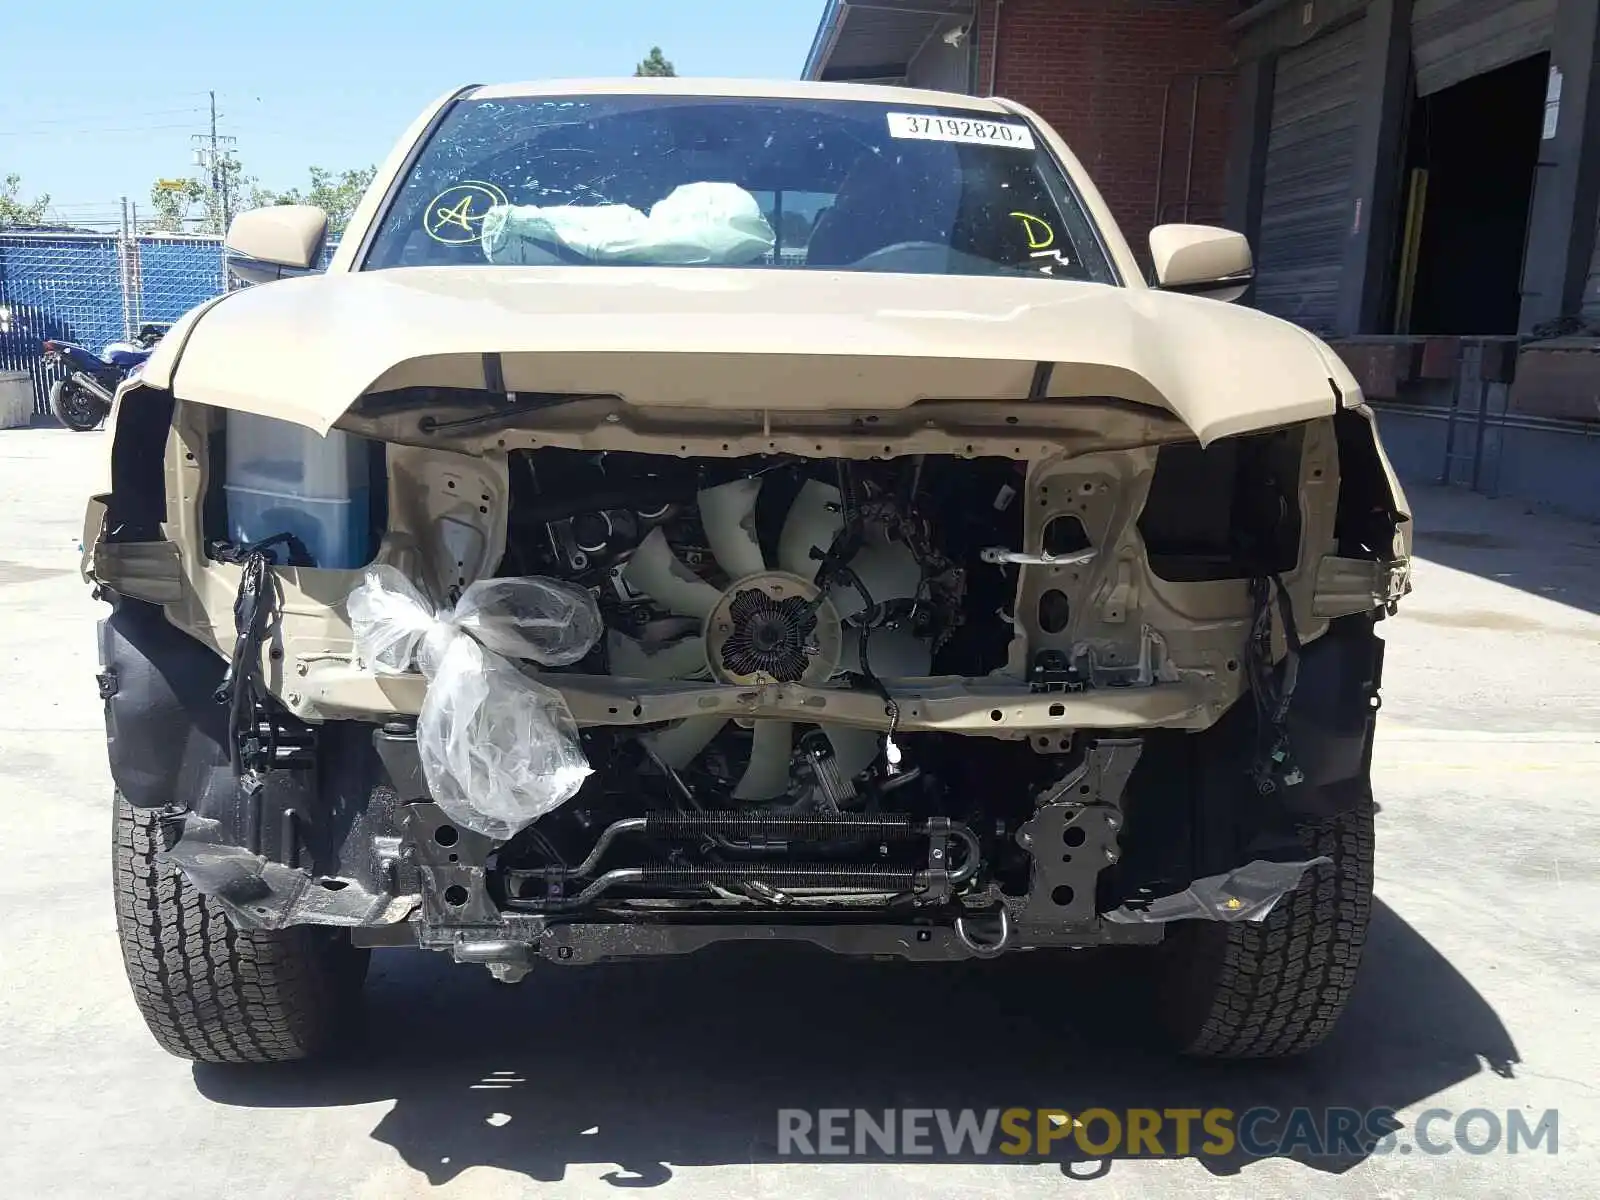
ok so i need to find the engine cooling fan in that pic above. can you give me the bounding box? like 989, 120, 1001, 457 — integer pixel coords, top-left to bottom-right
607, 477, 930, 801
714, 584, 823, 684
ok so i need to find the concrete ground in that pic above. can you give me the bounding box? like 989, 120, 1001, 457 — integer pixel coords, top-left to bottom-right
2, 425, 1597, 1199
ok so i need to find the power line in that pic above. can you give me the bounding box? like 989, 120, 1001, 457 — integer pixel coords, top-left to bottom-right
35, 91, 212, 109
0, 122, 199, 138
1, 106, 205, 129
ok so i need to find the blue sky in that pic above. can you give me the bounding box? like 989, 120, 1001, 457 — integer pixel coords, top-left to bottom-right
0, 0, 824, 222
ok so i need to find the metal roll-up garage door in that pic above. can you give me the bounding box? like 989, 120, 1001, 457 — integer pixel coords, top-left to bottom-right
1254, 18, 1366, 335
1412, 0, 1556, 97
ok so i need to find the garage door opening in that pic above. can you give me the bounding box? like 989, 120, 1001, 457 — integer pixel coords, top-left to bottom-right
1392, 53, 1548, 335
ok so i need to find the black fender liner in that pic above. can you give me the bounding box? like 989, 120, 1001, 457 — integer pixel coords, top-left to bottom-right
1111, 613, 1385, 907
100, 598, 416, 928
99, 598, 234, 812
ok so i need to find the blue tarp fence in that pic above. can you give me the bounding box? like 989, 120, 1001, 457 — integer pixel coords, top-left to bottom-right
0, 231, 335, 415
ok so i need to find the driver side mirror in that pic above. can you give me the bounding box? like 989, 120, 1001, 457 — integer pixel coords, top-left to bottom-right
1149, 224, 1253, 302
224, 205, 328, 285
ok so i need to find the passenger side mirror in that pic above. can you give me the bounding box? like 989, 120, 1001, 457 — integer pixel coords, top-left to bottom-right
1149, 224, 1253, 302
224, 205, 329, 285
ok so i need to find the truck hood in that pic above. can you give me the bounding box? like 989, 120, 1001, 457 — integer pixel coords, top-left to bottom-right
146, 266, 1352, 445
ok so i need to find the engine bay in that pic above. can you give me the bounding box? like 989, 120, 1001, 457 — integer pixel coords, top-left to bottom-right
485, 447, 1071, 912
107, 395, 1402, 966
501, 447, 1024, 673
504, 449, 1028, 785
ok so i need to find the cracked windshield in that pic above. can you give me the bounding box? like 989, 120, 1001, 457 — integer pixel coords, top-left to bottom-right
364, 95, 1113, 281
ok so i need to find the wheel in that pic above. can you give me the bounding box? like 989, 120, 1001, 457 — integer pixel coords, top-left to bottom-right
49, 378, 108, 431
112, 793, 369, 1063
1154, 803, 1374, 1058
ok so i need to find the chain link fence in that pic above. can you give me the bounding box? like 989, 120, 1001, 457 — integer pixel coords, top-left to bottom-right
0, 231, 339, 418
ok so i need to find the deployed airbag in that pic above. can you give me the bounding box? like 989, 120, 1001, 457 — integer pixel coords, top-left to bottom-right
480, 181, 776, 266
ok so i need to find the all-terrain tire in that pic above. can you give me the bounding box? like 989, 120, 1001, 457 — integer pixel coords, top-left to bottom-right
112, 793, 369, 1063
1155, 803, 1374, 1058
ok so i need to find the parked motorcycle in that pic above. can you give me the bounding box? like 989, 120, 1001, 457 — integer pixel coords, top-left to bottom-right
42, 322, 171, 431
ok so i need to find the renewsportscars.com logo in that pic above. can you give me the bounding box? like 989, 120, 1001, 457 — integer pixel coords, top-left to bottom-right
776, 1107, 1560, 1160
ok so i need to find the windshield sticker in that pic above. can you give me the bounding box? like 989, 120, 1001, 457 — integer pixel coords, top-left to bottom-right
424, 181, 509, 244
887, 112, 1036, 150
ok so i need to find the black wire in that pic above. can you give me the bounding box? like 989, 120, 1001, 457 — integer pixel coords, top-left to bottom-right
807, 470, 901, 754
529, 829, 568, 868
211, 533, 297, 775
826, 563, 900, 744
862, 628, 902, 744
1246, 571, 1302, 793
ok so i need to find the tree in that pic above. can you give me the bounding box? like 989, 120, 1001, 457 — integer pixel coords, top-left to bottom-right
147, 178, 206, 233
203, 153, 251, 234
250, 166, 377, 234
147, 154, 248, 234
146, 162, 375, 236
634, 47, 677, 77
0, 174, 50, 227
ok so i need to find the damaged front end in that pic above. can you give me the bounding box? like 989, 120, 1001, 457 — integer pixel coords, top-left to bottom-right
91, 359, 1408, 976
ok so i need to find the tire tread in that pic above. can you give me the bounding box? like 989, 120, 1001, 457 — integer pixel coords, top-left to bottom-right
112, 794, 365, 1063
1167, 805, 1374, 1059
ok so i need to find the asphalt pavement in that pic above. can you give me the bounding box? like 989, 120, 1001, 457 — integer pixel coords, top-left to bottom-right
3, 424, 1597, 1198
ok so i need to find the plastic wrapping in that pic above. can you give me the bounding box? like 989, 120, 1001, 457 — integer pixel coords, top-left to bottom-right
347, 565, 602, 839
481, 182, 776, 266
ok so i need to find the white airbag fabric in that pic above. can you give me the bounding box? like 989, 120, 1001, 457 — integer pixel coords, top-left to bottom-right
480, 182, 775, 265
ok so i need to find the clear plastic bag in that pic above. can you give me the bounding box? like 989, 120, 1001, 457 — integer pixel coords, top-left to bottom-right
347, 565, 602, 839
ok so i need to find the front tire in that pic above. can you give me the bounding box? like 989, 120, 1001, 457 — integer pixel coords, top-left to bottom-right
112, 793, 369, 1063
50, 378, 108, 431
1154, 804, 1374, 1058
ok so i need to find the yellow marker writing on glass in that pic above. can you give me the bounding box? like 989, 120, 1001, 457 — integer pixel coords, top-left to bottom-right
435, 195, 478, 233
424, 181, 509, 244
1010, 211, 1055, 250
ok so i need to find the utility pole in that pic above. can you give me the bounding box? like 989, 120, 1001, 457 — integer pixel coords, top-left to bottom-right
119, 198, 133, 338
191, 91, 237, 234
209, 91, 221, 219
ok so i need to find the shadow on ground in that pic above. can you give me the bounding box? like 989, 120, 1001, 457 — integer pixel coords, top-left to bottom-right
195, 899, 1515, 1185
1404, 483, 1600, 616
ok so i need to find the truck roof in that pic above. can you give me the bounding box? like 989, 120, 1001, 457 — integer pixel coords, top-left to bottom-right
465, 77, 1011, 112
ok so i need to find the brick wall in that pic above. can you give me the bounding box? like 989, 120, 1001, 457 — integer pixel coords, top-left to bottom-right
976, 0, 1239, 260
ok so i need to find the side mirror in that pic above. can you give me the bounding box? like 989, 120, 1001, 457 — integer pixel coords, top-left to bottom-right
1149, 224, 1253, 302
224, 205, 328, 284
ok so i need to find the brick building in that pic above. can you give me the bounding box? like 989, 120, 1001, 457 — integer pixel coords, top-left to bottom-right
805, 1, 1238, 259
804, 0, 1600, 519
